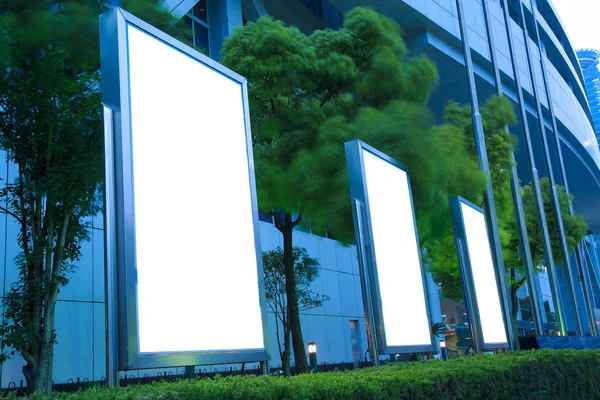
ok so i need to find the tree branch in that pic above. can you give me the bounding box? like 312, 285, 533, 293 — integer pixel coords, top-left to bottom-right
17, 171, 30, 259
514, 275, 527, 291
319, 88, 338, 108
20, 349, 35, 367
290, 213, 303, 229
270, 212, 284, 232
0, 205, 22, 224
50, 207, 72, 284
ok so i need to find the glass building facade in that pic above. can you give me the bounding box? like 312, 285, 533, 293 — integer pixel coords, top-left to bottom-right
2, 0, 600, 388
577, 49, 600, 143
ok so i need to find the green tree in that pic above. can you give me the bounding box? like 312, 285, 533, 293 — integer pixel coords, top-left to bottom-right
263, 247, 329, 376
428, 96, 518, 301
427, 96, 588, 336
0, 1, 187, 393
500, 179, 586, 337
221, 7, 485, 372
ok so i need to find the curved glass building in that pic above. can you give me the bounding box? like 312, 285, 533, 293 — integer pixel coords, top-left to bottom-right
577, 48, 600, 142
2, 0, 600, 388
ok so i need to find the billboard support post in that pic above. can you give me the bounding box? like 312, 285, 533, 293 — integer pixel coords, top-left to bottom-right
352, 199, 379, 366
102, 105, 119, 388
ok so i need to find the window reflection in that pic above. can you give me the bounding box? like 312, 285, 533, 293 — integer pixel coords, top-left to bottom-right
192, 0, 207, 22
184, 0, 210, 55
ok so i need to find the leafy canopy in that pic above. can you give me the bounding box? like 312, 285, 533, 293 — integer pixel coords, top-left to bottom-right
263, 247, 329, 315
427, 96, 588, 303
222, 7, 485, 244
0, 0, 189, 392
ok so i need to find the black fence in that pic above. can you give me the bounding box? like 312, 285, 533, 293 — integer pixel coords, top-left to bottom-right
0, 361, 364, 395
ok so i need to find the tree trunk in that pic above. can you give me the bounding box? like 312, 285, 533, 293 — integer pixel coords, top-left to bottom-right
283, 327, 291, 376
282, 213, 309, 374
35, 342, 54, 395
510, 269, 521, 350
23, 341, 53, 395
22, 282, 59, 395
511, 286, 521, 350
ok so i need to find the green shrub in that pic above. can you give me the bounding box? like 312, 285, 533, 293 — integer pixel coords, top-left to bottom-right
16, 350, 600, 399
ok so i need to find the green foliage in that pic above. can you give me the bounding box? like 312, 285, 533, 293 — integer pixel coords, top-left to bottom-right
431, 322, 447, 337
426, 95, 588, 314
444, 96, 517, 223
20, 350, 600, 400
518, 178, 587, 267
426, 96, 517, 301
220, 7, 451, 240
0, 1, 106, 393
0, 0, 187, 394
263, 247, 329, 313
426, 236, 463, 301
263, 247, 329, 375
296, 102, 487, 244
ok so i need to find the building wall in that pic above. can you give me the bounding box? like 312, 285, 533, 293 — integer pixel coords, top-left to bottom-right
258, 223, 369, 368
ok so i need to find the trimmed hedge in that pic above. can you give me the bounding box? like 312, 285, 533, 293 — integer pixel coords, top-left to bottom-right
13, 350, 600, 400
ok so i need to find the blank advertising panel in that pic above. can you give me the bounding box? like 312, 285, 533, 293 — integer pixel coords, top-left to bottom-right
345, 140, 433, 354
449, 196, 508, 350
362, 150, 432, 348
100, 9, 268, 369
460, 202, 508, 346
127, 25, 264, 354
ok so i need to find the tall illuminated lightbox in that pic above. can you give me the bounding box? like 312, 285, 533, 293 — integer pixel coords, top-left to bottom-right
100, 8, 269, 370
345, 140, 434, 357
449, 196, 509, 352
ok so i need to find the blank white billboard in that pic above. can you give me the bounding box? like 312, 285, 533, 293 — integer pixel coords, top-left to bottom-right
126, 24, 264, 353
362, 149, 432, 348
460, 202, 508, 345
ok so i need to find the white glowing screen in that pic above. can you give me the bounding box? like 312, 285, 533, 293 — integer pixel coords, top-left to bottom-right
460, 202, 508, 345
362, 150, 432, 348
126, 25, 265, 353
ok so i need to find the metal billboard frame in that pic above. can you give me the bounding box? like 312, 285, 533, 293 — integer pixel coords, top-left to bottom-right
345, 139, 435, 356
449, 196, 510, 352
100, 7, 270, 371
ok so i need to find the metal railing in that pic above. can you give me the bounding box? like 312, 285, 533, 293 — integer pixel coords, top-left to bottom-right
0, 361, 360, 395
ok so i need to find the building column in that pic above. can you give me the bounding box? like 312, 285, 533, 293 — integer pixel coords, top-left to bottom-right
480, 0, 544, 336
498, 0, 568, 336
207, 0, 243, 60
454, 0, 517, 351
426, 274, 443, 354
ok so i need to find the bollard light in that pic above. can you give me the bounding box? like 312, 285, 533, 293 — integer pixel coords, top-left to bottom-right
440, 339, 448, 361
308, 342, 318, 372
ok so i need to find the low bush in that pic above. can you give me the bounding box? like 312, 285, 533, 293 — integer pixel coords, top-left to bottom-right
15, 349, 600, 400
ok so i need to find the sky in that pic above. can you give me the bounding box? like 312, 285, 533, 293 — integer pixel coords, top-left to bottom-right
550, 0, 600, 52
